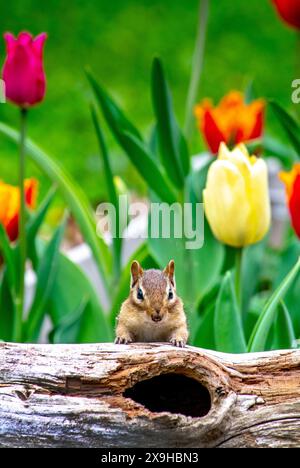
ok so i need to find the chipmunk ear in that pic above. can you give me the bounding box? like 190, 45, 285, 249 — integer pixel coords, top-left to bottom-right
164, 259, 175, 287
131, 260, 143, 287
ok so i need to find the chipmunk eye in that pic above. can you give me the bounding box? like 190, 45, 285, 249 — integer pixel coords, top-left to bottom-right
168, 289, 174, 300
137, 288, 144, 300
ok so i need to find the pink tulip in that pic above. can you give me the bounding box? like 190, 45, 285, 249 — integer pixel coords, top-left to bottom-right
2, 31, 47, 108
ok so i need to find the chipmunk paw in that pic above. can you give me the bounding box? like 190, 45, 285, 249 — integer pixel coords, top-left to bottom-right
115, 336, 133, 345
170, 338, 186, 348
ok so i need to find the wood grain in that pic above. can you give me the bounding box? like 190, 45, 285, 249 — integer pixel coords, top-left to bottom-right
1, 342, 300, 448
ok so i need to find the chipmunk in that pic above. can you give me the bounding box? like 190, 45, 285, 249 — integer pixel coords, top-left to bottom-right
115, 260, 189, 347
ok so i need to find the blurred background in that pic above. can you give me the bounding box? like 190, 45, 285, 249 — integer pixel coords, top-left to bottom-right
0, 0, 298, 208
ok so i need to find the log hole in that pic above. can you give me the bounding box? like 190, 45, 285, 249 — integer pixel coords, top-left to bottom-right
123, 373, 211, 417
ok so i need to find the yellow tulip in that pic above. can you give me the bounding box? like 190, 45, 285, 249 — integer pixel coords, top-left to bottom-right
203, 143, 271, 247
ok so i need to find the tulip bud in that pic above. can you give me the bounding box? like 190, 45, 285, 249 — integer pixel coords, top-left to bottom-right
279, 164, 300, 238
203, 143, 271, 247
2, 31, 47, 108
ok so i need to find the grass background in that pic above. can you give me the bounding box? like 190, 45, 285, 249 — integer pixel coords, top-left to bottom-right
0, 0, 298, 209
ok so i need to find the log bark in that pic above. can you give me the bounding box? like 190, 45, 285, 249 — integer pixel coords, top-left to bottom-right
0, 342, 300, 448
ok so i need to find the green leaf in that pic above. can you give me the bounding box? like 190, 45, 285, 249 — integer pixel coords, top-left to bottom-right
148, 124, 159, 161
275, 240, 300, 336
241, 240, 267, 318
190, 157, 212, 202
86, 69, 142, 141
120, 131, 178, 204
272, 301, 296, 350
91, 106, 122, 278
0, 122, 112, 293
25, 221, 66, 342
270, 101, 300, 158
244, 79, 256, 104
0, 269, 16, 341
48, 252, 112, 342
151, 58, 189, 187
248, 257, 300, 352
49, 295, 88, 344
193, 302, 215, 350
244, 291, 267, 343
263, 135, 297, 167
0, 224, 17, 296
87, 70, 178, 203
26, 186, 57, 271
214, 271, 247, 353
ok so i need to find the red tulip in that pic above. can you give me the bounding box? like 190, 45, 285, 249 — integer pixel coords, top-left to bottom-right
2, 31, 47, 108
272, 0, 300, 30
280, 164, 300, 238
194, 91, 265, 154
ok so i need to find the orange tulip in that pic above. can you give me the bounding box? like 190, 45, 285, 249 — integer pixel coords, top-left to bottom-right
279, 164, 300, 239
0, 179, 38, 241
194, 91, 265, 154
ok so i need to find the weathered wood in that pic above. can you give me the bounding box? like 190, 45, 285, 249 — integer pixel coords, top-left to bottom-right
0, 342, 300, 448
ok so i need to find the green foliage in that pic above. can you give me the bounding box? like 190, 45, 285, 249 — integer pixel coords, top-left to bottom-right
270, 102, 300, 158
88, 72, 178, 204
90, 107, 122, 279
151, 58, 189, 187
214, 272, 247, 353
25, 220, 66, 342
272, 302, 296, 350
87, 60, 300, 355
0, 184, 113, 344
0, 0, 295, 203
248, 258, 300, 352
47, 253, 112, 343
0, 22, 300, 354
0, 122, 112, 292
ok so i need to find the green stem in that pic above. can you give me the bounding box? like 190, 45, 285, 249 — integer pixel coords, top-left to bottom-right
184, 0, 209, 140
13, 108, 28, 342
235, 247, 243, 312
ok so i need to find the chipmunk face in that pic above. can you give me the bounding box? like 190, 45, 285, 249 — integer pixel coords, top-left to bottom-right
129, 260, 178, 323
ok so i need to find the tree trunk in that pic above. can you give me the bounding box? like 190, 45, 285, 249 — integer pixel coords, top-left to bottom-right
1, 342, 300, 448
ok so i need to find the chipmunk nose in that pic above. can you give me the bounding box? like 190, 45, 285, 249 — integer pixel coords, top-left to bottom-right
152, 309, 162, 322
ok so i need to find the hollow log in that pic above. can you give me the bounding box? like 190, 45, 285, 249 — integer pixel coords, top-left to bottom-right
0, 342, 300, 448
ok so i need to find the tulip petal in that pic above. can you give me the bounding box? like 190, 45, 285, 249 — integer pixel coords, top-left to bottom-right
33, 33, 47, 58
289, 174, 300, 238
195, 92, 265, 153
272, 0, 300, 30
25, 179, 38, 208
204, 160, 251, 247
249, 106, 264, 140
18, 31, 33, 45
219, 142, 252, 181
3, 33, 16, 53
0, 179, 38, 242
202, 110, 226, 154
